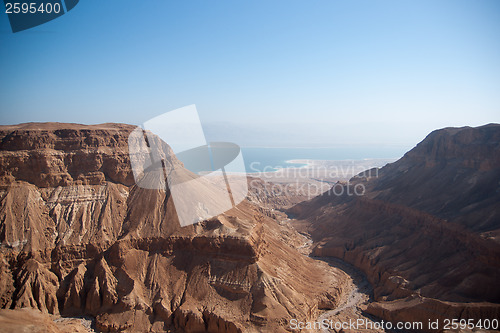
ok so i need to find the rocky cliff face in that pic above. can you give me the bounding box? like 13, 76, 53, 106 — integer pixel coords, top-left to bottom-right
289, 124, 500, 331
0, 123, 137, 188
0, 123, 347, 332
369, 123, 500, 235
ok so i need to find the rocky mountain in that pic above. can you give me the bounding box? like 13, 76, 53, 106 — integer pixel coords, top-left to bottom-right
0, 123, 348, 332
289, 124, 500, 329
365, 124, 500, 236
3, 122, 499, 332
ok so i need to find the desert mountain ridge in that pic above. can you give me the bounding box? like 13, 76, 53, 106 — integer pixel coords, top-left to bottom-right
289, 123, 500, 328
0, 122, 348, 332
0, 122, 499, 332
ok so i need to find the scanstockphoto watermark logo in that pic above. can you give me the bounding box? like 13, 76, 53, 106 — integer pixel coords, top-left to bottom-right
3, 0, 78, 33
128, 105, 248, 227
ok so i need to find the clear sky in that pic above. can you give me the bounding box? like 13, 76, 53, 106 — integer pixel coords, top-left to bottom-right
1, 0, 499, 149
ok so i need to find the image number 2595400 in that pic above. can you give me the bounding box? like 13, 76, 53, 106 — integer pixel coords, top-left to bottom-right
3, 0, 79, 32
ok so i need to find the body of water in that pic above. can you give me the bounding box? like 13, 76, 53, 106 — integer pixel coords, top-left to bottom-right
241, 146, 408, 172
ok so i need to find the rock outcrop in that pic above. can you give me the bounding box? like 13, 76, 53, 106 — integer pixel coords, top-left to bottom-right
0, 123, 346, 332
366, 296, 500, 332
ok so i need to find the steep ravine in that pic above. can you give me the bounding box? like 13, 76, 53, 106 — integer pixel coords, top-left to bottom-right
288, 124, 500, 333
296, 231, 391, 333
316, 258, 381, 333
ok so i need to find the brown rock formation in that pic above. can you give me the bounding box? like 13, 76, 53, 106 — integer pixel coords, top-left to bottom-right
14, 258, 60, 314
366, 123, 500, 235
366, 296, 500, 332
0, 123, 346, 332
289, 124, 500, 331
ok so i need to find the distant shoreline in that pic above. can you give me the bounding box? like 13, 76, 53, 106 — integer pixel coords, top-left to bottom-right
284, 157, 398, 169
242, 157, 397, 183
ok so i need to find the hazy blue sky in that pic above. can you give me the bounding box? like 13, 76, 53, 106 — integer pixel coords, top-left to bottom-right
1, 0, 499, 149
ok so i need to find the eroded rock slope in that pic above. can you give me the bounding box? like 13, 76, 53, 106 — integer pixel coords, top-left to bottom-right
289, 124, 500, 331
0, 123, 347, 332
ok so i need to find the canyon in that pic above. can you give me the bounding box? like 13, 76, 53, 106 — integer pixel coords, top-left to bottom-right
1, 122, 499, 332
290, 124, 500, 331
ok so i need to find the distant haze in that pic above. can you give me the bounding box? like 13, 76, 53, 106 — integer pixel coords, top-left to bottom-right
1, 0, 499, 148
204, 121, 425, 151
